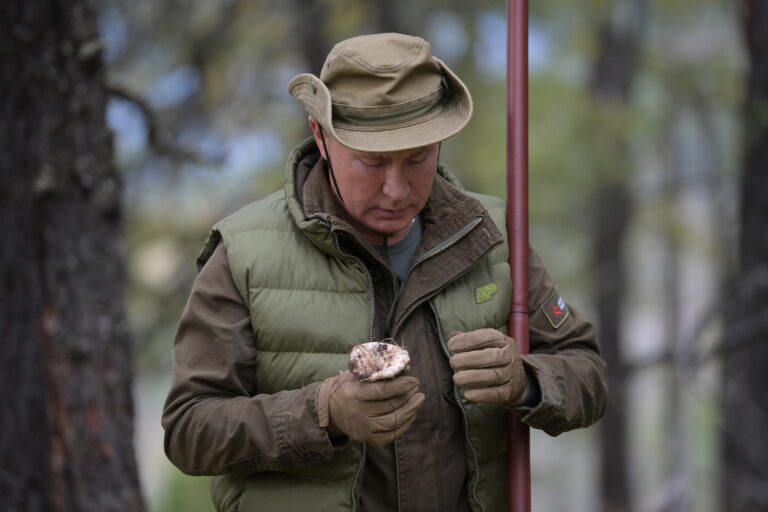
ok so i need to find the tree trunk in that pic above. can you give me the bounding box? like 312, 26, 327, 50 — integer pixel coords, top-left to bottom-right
0, 1, 143, 510
374, 0, 406, 34
294, 0, 329, 74
722, 2, 768, 511
657, 108, 689, 512
588, 0, 649, 511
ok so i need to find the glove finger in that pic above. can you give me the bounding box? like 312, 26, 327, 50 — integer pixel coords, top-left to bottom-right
390, 409, 419, 438
368, 409, 420, 446
356, 375, 420, 401
449, 345, 512, 371
461, 383, 514, 404
453, 367, 513, 389
368, 431, 395, 446
369, 392, 425, 433
357, 386, 419, 417
462, 381, 526, 405
447, 328, 508, 354
327, 370, 356, 394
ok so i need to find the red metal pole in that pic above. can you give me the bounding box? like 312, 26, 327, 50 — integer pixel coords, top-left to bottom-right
506, 1, 530, 512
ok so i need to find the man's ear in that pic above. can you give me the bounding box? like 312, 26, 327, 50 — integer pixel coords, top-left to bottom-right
308, 117, 327, 160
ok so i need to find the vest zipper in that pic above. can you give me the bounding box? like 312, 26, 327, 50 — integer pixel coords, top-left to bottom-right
385, 218, 490, 511
429, 300, 485, 512
324, 222, 374, 511
324, 221, 376, 341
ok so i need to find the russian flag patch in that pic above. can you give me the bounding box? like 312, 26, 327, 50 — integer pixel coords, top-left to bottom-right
542, 291, 569, 329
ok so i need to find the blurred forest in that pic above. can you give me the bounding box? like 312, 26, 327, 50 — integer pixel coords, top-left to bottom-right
2, 0, 767, 511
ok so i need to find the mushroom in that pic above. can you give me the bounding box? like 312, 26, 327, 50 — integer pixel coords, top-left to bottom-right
348, 340, 410, 381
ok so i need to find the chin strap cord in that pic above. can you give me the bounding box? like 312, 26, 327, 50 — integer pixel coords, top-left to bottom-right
319, 127, 346, 208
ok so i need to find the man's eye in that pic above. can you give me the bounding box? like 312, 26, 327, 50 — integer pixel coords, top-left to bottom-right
408, 156, 428, 165
363, 160, 384, 167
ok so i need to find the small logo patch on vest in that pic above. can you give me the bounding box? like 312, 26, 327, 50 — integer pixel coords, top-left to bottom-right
476, 282, 498, 304
542, 291, 569, 329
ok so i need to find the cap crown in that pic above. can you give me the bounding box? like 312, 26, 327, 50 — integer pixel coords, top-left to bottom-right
320, 33, 441, 109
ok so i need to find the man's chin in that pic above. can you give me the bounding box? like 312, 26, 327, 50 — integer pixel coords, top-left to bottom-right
366, 220, 413, 241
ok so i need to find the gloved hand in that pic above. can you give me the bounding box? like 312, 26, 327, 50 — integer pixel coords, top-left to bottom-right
447, 328, 526, 405
316, 370, 425, 446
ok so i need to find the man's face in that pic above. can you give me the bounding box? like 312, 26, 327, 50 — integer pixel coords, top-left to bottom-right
309, 118, 439, 245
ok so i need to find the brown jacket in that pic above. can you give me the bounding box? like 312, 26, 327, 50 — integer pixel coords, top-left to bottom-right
162, 147, 607, 511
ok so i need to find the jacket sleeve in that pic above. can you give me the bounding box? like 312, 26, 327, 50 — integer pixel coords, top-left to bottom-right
511, 247, 608, 436
161, 243, 343, 476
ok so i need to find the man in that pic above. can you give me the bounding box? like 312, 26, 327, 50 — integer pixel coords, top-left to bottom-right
162, 33, 607, 512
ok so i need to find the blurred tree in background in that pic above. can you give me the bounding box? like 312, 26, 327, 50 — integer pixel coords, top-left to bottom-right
586, 0, 650, 509
3, 0, 766, 511
723, 2, 768, 511
0, 1, 142, 511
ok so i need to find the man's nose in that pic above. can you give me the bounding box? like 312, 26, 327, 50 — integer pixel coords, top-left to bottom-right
382, 165, 410, 202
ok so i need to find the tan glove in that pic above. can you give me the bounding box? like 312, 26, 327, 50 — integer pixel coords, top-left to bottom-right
316, 370, 425, 446
447, 328, 526, 405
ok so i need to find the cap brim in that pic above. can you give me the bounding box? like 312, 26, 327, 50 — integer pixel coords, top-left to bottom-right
288, 58, 472, 153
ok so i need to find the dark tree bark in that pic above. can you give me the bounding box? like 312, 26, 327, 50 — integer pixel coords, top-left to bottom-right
588, 0, 649, 511
722, 2, 768, 511
0, 1, 143, 511
294, 0, 329, 75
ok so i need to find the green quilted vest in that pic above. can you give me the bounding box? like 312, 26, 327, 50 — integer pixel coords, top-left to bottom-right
203, 141, 515, 512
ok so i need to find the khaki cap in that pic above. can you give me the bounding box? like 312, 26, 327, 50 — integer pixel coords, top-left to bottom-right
289, 33, 473, 152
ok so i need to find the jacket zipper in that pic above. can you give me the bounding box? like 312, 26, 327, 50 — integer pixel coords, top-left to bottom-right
407, 215, 483, 277
350, 443, 367, 512
326, 215, 484, 511
394, 442, 403, 512
325, 222, 374, 512
390, 215, 484, 340
429, 300, 485, 512
390, 215, 485, 510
